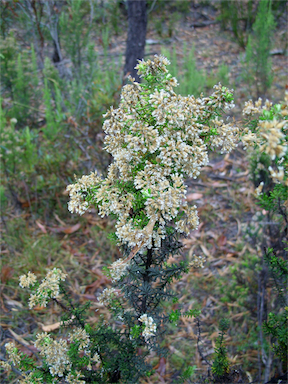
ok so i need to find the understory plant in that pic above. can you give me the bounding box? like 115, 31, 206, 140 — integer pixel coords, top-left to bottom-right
242, 0, 276, 98
211, 319, 230, 380
241, 93, 288, 375
2, 56, 240, 383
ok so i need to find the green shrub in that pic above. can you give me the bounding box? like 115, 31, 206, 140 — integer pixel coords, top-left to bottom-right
241, 92, 288, 374
242, 0, 276, 97
212, 319, 230, 379
217, 0, 255, 48
0, 34, 41, 126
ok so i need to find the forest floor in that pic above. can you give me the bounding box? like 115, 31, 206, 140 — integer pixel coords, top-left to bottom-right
1, 3, 287, 384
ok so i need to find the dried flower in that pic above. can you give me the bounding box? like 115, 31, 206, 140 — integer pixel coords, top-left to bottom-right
0, 360, 11, 373
18, 373, 43, 383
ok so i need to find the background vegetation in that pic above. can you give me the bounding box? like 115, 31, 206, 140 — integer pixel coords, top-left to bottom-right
0, 0, 287, 383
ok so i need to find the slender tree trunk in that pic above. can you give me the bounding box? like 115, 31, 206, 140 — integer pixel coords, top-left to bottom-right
124, 0, 147, 83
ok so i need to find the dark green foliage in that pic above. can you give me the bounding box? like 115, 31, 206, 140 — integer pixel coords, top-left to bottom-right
263, 247, 288, 300
257, 184, 288, 216
29, 282, 152, 384
211, 319, 230, 379
263, 309, 288, 367
89, 322, 150, 383
263, 248, 288, 369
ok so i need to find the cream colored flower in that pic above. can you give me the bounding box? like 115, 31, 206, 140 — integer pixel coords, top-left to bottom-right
35, 333, 71, 377
98, 287, 119, 306
28, 268, 67, 309
254, 181, 264, 196
139, 314, 157, 342
5, 342, 21, 366
19, 271, 37, 288
69, 328, 90, 351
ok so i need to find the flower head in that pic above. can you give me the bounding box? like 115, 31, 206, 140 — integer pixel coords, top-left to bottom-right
138, 314, 157, 342
19, 271, 37, 288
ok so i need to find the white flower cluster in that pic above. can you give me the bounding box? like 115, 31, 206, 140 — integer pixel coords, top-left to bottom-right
3, 326, 100, 380
109, 258, 130, 282
258, 120, 286, 161
242, 93, 288, 188
65, 371, 86, 384
35, 332, 71, 377
98, 287, 119, 305
19, 271, 37, 288
35, 329, 100, 379
19, 268, 67, 309
138, 314, 157, 342
69, 327, 90, 351
67, 55, 239, 249
254, 181, 264, 196
4, 342, 21, 367
66, 172, 102, 215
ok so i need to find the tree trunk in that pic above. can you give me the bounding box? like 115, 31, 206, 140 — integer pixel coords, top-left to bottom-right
124, 0, 147, 83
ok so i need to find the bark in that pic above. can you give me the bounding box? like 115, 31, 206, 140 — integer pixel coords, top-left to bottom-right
124, 1, 147, 83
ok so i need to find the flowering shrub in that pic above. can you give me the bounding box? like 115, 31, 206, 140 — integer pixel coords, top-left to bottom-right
2, 56, 240, 383
242, 94, 288, 190
241, 93, 288, 372
67, 55, 238, 252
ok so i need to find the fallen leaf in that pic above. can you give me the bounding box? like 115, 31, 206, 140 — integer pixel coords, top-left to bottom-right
36, 220, 47, 234
0, 266, 14, 283
42, 316, 75, 332
81, 294, 99, 301
217, 234, 227, 247
186, 192, 203, 201
8, 328, 30, 345
19, 197, 36, 208
210, 159, 229, 171
154, 357, 166, 377
84, 275, 110, 293
62, 223, 82, 234
18, 344, 39, 357
200, 244, 211, 258
50, 223, 81, 234
42, 321, 61, 332
53, 213, 67, 226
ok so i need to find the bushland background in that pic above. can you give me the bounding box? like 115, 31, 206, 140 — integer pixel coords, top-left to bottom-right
0, 1, 287, 383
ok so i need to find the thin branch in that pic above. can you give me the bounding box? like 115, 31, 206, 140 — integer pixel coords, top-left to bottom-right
196, 317, 212, 367
147, 0, 157, 15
